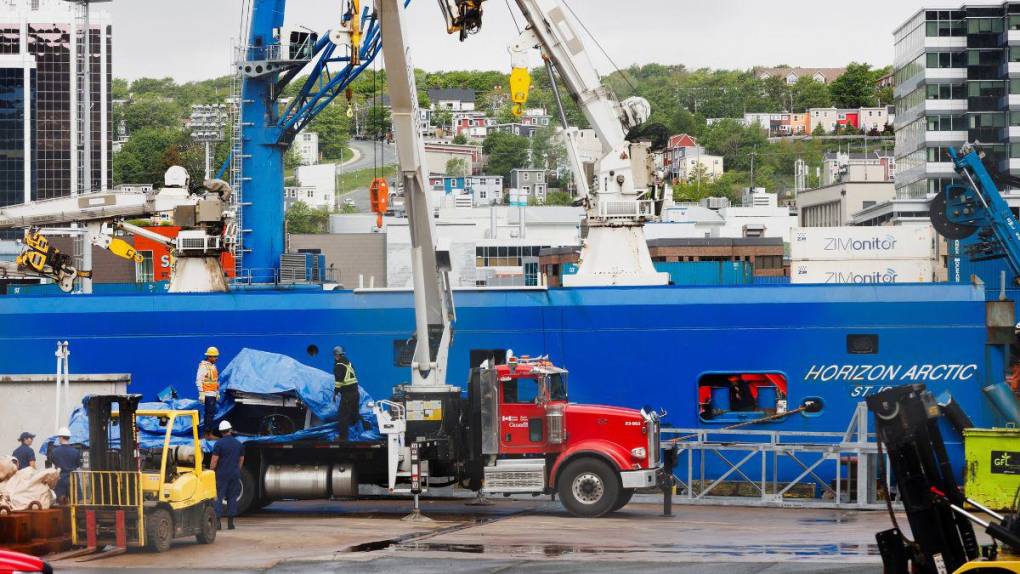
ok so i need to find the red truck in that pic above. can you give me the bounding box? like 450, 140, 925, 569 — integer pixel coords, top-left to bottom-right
234, 354, 665, 518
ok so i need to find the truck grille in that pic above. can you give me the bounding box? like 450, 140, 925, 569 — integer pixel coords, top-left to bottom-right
483, 459, 546, 493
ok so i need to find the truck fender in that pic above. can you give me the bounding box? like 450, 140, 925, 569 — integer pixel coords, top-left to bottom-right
549, 441, 631, 489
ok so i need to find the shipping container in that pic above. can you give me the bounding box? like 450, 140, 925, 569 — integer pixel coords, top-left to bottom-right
791, 259, 934, 284
653, 261, 752, 286
790, 226, 935, 261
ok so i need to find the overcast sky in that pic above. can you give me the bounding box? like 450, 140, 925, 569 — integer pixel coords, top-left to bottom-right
107, 0, 962, 82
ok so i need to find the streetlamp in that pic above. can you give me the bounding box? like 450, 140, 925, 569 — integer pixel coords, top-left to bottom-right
189, 104, 229, 180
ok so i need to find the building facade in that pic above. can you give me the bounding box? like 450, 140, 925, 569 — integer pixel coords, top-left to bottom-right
0, 0, 113, 208
295, 131, 319, 165
891, 5, 1020, 201
509, 168, 547, 203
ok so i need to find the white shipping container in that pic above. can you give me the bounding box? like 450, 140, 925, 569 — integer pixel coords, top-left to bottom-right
791, 259, 934, 285
790, 226, 934, 261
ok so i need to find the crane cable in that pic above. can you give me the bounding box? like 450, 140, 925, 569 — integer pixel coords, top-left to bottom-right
560, 0, 637, 95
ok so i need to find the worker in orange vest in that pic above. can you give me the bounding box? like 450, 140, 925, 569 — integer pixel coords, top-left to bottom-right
196, 347, 221, 438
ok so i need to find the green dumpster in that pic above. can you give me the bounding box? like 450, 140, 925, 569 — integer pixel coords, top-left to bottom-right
964, 427, 1020, 510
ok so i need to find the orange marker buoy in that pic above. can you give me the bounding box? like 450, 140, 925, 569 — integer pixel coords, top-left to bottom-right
369, 177, 389, 229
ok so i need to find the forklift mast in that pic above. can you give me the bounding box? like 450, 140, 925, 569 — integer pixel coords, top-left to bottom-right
85, 394, 142, 472
868, 385, 981, 573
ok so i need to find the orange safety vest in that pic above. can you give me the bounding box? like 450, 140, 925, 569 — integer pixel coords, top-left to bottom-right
199, 360, 219, 394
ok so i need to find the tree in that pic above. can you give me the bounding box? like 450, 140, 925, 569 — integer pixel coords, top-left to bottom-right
284, 147, 304, 172
829, 63, 878, 108
308, 103, 351, 161
112, 127, 187, 186
452, 133, 468, 145
366, 106, 392, 137
701, 119, 768, 173
286, 201, 331, 234
543, 191, 574, 206
120, 95, 185, 134
811, 123, 827, 136
446, 157, 469, 176
432, 109, 453, 132
791, 77, 831, 112
482, 131, 530, 179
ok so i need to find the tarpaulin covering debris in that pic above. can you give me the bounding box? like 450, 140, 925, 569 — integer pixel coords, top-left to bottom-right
44, 349, 380, 453
0, 467, 59, 512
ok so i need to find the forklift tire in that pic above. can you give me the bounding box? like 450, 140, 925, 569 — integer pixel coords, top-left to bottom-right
195, 503, 217, 545
611, 489, 635, 512
145, 508, 173, 553
557, 458, 620, 518
236, 467, 257, 515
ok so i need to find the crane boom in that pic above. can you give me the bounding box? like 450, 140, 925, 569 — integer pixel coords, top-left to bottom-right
376, 0, 455, 390
508, 0, 668, 287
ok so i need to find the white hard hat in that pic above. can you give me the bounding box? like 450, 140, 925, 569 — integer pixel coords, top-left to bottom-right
57, 427, 71, 438
218, 420, 232, 432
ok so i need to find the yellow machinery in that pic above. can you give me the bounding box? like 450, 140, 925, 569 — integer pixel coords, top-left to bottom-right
67, 395, 217, 558
12, 226, 143, 293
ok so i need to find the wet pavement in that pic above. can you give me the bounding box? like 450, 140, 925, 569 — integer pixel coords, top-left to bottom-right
51, 497, 917, 573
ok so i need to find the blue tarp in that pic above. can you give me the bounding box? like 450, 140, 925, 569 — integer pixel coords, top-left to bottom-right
44, 349, 380, 453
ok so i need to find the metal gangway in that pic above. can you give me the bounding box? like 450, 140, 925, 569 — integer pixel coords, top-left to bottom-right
660, 402, 892, 509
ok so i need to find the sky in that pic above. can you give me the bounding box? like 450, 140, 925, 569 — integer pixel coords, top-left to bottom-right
107, 0, 963, 83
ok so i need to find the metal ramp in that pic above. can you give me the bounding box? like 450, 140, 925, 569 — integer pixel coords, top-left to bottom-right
661, 402, 891, 509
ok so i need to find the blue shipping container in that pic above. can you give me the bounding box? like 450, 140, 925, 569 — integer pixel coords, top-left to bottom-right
654, 261, 753, 286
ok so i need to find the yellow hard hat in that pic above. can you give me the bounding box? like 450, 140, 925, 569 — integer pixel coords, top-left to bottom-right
205, 346, 220, 357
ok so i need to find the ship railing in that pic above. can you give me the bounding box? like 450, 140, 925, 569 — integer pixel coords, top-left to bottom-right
659, 402, 892, 509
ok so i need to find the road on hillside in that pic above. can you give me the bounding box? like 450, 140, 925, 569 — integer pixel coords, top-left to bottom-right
342, 138, 397, 173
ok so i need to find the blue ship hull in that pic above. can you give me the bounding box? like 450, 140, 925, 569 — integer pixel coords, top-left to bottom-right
0, 283, 1002, 488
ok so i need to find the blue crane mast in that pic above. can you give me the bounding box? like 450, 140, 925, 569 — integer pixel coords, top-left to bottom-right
931, 144, 1020, 281
232, 0, 390, 283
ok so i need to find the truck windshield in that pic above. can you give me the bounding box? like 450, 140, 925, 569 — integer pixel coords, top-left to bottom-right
549, 373, 567, 401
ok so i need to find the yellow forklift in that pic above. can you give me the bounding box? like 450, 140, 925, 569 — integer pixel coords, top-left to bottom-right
64, 395, 217, 559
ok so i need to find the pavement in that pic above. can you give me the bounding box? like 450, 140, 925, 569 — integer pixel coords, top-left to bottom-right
336, 139, 398, 213
50, 497, 913, 573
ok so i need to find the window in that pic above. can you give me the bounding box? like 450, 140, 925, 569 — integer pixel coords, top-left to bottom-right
967, 17, 1003, 34
523, 172, 530, 181
503, 377, 540, 404
698, 373, 788, 422
307, 189, 314, 198
135, 251, 154, 283
926, 51, 966, 68
970, 112, 1005, 128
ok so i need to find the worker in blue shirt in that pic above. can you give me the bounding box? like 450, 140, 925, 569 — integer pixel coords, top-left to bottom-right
210, 420, 244, 530
12, 432, 35, 470
47, 427, 81, 504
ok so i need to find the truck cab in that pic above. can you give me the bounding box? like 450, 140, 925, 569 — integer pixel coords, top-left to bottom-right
472, 355, 663, 517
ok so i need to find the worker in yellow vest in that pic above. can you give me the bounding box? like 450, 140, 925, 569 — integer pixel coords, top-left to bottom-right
333, 346, 360, 442
196, 347, 221, 438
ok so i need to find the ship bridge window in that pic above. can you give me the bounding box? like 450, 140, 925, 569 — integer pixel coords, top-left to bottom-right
698, 373, 788, 424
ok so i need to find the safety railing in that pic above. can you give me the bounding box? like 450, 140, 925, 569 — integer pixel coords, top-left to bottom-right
660, 402, 891, 509
593, 199, 655, 220
70, 470, 142, 508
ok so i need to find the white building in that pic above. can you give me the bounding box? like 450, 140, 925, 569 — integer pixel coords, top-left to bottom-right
427, 88, 476, 112
796, 181, 896, 227
295, 131, 319, 165
648, 200, 797, 242
673, 146, 724, 183
330, 206, 583, 288
822, 151, 896, 186
292, 163, 337, 209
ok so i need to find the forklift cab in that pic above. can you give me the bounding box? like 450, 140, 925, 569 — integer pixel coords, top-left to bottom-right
479, 356, 569, 456
134, 410, 212, 505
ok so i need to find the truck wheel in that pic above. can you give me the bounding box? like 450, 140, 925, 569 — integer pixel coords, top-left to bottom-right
611, 489, 635, 512
236, 467, 257, 515
195, 503, 217, 544
145, 508, 173, 553
557, 458, 620, 518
